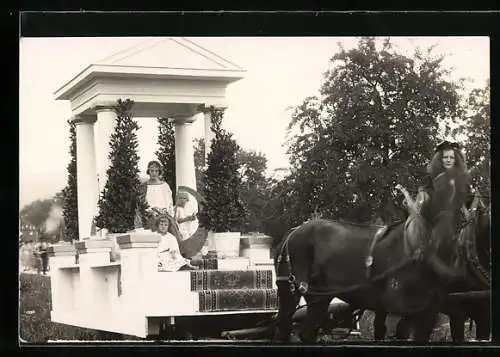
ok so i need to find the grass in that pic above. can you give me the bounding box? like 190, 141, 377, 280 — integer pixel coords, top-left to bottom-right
19, 273, 475, 343
19, 273, 100, 342
356, 310, 476, 342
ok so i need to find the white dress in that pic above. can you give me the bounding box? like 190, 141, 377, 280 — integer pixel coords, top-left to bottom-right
146, 182, 174, 216
157, 232, 190, 271
175, 205, 199, 241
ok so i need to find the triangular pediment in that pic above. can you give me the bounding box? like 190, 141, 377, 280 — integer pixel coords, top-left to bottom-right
95, 37, 243, 72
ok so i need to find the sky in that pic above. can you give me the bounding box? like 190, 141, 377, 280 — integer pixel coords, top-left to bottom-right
19, 36, 490, 208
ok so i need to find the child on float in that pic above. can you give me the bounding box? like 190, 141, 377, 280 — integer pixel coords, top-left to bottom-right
174, 190, 199, 241
157, 215, 198, 271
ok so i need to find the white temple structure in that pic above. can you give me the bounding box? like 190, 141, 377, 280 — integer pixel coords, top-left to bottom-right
54, 37, 246, 241
48, 38, 278, 339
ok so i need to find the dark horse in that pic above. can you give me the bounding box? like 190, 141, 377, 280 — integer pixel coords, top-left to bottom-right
375, 202, 491, 341
274, 209, 462, 343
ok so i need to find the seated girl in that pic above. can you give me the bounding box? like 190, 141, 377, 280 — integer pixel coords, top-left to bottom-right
174, 190, 199, 241
157, 215, 198, 272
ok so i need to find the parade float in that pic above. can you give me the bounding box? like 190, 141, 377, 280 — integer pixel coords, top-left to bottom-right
48, 38, 278, 339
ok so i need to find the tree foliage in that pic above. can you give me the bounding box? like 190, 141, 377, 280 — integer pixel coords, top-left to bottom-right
282, 37, 463, 224
454, 82, 490, 202
261, 174, 300, 245
156, 117, 176, 197
20, 199, 53, 230
193, 137, 206, 196
95, 99, 147, 233
237, 149, 269, 233
62, 119, 78, 241
194, 137, 269, 233
198, 107, 246, 232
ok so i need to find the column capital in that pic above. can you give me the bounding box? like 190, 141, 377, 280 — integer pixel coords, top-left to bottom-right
94, 105, 116, 113
173, 114, 197, 124
197, 104, 228, 115
71, 115, 96, 125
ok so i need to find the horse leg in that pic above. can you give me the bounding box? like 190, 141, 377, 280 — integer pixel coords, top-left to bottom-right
298, 295, 331, 343
373, 310, 388, 340
475, 319, 491, 341
473, 305, 491, 341
395, 316, 411, 340
408, 310, 439, 342
448, 313, 466, 342
274, 280, 300, 342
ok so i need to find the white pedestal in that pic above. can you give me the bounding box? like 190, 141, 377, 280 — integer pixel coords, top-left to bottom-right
240, 234, 273, 265
48, 244, 79, 312
116, 230, 161, 308
213, 232, 241, 258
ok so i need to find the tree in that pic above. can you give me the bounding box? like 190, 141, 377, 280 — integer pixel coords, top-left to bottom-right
62, 119, 79, 241
454, 81, 490, 202
286, 37, 463, 223
193, 138, 206, 196
198, 107, 247, 232
156, 117, 176, 197
95, 99, 147, 233
20, 199, 53, 230
261, 174, 300, 245
237, 149, 269, 233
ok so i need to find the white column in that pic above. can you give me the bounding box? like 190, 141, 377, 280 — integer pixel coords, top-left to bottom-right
203, 110, 216, 164
74, 115, 98, 240
174, 115, 197, 193
95, 107, 118, 194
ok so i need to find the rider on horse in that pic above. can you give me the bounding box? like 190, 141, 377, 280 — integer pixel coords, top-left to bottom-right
418, 141, 472, 226
403, 140, 474, 282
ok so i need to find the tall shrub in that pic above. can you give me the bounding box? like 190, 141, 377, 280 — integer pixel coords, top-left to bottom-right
94, 99, 147, 233
198, 107, 246, 232
156, 117, 176, 196
62, 120, 78, 241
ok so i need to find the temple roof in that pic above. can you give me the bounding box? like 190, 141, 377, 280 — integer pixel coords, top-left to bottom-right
54, 37, 245, 101
95, 37, 244, 71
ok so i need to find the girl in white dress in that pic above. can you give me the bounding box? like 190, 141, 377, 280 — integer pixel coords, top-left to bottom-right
174, 190, 199, 241
137, 161, 174, 231
157, 216, 197, 271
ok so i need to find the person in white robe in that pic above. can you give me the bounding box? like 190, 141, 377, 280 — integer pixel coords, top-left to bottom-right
174, 190, 199, 241
157, 216, 198, 271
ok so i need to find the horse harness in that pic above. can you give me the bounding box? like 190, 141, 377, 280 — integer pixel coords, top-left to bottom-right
276, 220, 422, 298
276, 225, 300, 293
276, 207, 489, 300
365, 213, 431, 279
